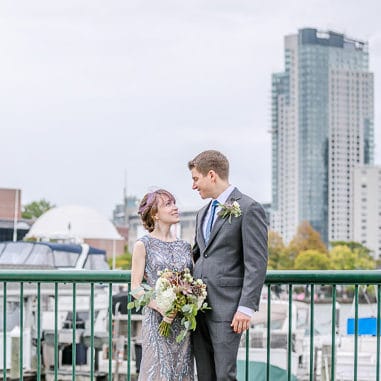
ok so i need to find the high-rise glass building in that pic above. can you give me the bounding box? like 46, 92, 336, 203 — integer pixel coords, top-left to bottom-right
271, 28, 374, 243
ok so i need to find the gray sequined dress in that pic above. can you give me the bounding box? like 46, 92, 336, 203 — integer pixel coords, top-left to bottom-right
138, 235, 194, 381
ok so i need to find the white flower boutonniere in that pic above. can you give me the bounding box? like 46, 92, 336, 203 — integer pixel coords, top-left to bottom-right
218, 201, 242, 223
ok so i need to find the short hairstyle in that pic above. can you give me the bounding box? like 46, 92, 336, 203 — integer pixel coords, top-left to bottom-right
187, 150, 229, 180
138, 189, 176, 232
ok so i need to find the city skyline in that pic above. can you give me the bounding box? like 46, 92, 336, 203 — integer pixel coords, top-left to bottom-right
271, 28, 374, 243
1, 1, 380, 219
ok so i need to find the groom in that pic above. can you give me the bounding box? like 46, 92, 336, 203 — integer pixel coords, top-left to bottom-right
188, 150, 268, 381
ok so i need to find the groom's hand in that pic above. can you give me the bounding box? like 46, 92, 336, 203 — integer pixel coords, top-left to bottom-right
231, 311, 251, 334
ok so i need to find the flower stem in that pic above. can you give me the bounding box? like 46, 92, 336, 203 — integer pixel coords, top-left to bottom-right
158, 320, 171, 337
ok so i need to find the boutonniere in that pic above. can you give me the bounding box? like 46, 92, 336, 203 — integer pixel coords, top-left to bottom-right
217, 201, 242, 223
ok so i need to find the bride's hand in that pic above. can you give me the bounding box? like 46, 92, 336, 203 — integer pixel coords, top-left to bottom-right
148, 300, 176, 322
162, 310, 177, 323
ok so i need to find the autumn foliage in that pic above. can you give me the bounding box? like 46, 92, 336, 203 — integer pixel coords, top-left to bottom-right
268, 221, 376, 270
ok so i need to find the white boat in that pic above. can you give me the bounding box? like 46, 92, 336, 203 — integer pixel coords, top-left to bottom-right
335, 316, 381, 381
0, 241, 111, 379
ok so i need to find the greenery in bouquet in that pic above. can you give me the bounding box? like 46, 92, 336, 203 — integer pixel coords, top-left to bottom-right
128, 283, 154, 312
128, 268, 210, 342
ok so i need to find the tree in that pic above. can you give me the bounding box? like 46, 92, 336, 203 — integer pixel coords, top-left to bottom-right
330, 245, 375, 270
22, 199, 55, 219
268, 230, 285, 270
276, 250, 296, 270
279, 221, 328, 269
108, 250, 132, 270
331, 241, 372, 256
287, 221, 327, 260
294, 249, 331, 270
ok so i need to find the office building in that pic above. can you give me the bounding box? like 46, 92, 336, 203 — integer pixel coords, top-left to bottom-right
271, 28, 374, 243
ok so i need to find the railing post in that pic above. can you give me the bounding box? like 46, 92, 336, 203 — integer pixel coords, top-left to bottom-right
72, 283, 77, 381
108, 284, 113, 381
3, 282, 6, 381
90, 283, 94, 381
266, 284, 271, 381
309, 284, 314, 381
288, 284, 292, 381
244, 328, 249, 381
20, 282, 24, 381
127, 282, 131, 381
377, 285, 380, 381
331, 284, 336, 381
37, 282, 41, 381
54, 282, 58, 381
354, 284, 359, 381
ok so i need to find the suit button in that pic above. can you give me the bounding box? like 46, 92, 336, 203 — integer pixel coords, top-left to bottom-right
204, 254, 208, 258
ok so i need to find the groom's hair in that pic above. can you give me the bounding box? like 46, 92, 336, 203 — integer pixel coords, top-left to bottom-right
188, 150, 229, 180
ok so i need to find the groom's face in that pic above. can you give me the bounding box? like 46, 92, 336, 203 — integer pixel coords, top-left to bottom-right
191, 168, 215, 199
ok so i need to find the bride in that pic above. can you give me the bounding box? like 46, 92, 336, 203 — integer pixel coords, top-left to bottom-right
130, 189, 194, 380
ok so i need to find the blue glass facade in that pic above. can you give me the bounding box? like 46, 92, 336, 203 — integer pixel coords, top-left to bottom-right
298, 33, 330, 242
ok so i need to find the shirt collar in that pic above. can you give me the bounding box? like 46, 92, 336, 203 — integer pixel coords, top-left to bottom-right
214, 185, 235, 206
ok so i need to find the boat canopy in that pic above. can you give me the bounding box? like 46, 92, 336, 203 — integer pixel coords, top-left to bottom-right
0, 241, 109, 270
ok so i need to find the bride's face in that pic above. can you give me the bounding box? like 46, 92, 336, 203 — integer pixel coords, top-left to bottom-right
154, 195, 180, 225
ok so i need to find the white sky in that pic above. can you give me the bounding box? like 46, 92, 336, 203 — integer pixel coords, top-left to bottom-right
1, 0, 380, 218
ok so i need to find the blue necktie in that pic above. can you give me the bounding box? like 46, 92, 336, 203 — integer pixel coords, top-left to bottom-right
205, 200, 219, 243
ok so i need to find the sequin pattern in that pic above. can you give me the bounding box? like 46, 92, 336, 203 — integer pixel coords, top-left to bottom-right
138, 235, 194, 381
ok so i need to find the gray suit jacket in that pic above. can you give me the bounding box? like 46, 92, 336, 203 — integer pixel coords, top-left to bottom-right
193, 188, 268, 322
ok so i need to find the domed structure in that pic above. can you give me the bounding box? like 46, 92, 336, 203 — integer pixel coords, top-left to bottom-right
26, 205, 124, 259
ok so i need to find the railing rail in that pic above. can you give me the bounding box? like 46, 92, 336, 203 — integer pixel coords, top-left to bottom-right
3, 269, 381, 283
1, 270, 381, 381
266, 270, 381, 284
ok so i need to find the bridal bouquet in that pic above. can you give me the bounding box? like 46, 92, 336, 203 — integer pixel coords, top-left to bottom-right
128, 268, 209, 342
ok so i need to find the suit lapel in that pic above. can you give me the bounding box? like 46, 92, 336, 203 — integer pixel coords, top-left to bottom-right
203, 214, 228, 250
203, 187, 242, 252
197, 203, 210, 251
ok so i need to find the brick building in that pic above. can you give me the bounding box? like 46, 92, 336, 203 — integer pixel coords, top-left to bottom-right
0, 188, 31, 241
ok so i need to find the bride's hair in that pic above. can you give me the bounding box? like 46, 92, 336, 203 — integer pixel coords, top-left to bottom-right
138, 189, 176, 232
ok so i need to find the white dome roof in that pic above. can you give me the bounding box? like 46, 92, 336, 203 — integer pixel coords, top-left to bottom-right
26, 205, 123, 241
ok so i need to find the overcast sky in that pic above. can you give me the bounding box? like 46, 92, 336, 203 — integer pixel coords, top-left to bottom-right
1, 0, 380, 218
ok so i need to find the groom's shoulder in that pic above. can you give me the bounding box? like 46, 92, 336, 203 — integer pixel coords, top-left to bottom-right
236, 190, 259, 206
238, 192, 266, 215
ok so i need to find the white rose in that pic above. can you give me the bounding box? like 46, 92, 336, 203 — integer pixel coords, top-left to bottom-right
156, 288, 177, 312
155, 277, 170, 292
197, 295, 206, 309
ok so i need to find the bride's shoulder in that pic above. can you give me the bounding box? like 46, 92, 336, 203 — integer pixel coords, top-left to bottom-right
135, 235, 150, 249
132, 239, 147, 259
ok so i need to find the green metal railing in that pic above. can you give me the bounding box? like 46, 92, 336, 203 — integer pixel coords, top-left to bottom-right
0, 270, 130, 381
1, 270, 381, 381
262, 270, 381, 381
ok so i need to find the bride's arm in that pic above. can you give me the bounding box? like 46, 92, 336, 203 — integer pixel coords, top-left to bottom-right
131, 241, 170, 318
130, 240, 147, 300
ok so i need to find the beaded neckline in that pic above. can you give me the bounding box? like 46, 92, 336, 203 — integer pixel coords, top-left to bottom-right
147, 234, 179, 244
